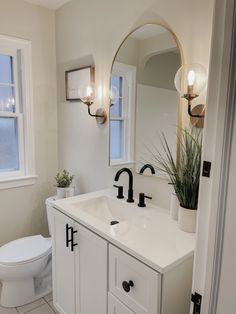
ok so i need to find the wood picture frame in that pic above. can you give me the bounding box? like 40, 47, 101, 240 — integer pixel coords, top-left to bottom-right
65, 66, 95, 101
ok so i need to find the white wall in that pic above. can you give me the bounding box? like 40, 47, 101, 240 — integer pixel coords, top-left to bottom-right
0, 0, 58, 245
55, 0, 214, 209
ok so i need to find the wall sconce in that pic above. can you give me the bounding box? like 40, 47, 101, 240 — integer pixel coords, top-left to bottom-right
79, 84, 107, 124
65, 66, 107, 124
174, 63, 207, 119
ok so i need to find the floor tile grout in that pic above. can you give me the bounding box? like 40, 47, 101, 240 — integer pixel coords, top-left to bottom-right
9, 294, 54, 314
44, 298, 56, 314
20, 302, 47, 314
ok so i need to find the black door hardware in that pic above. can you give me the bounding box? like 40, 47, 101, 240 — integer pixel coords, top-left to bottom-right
138, 193, 152, 207
71, 228, 78, 252
66, 224, 78, 251
113, 185, 124, 199
66, 224, 73, 247
202, 161, 211, 177
122, 280, 134, 292
191, 292, 202, 314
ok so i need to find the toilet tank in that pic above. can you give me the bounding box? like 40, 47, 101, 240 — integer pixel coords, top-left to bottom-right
45, 196, 57, 236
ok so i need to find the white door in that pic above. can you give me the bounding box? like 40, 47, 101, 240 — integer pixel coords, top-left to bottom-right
215, 94, 236, 313
53, 209, 76, 314
75, 222, 108, 314
191, 0, 236, 312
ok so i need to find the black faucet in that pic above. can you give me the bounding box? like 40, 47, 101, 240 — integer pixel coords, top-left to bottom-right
139, 164, 155, 175
114, 168, 134, 203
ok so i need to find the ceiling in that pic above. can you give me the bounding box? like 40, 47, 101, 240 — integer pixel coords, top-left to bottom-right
130, 24, 166, 40
24, 0, 71, 10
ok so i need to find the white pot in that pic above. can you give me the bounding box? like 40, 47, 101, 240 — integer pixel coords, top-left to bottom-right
170, 193, 179, 220
178, 205, 197, 233
65, 186, 75, 198
57, 187, 65, 199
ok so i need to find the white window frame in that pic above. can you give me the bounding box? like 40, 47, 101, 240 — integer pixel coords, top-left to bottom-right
110, 62, 136, 167
0, 35, 37, 189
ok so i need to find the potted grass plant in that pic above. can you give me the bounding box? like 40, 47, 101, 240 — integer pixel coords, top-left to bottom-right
149, 128, 202, 233
55, 170, 74, 199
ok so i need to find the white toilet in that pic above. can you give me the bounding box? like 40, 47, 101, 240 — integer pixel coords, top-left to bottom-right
0, 196, 55, 308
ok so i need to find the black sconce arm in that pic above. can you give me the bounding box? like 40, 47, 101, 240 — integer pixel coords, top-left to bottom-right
87, 105, 105, 118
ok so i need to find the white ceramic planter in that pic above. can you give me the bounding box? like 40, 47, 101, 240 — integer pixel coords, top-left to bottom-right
170, 193, 179, 220
57, 187, 65, 199
65, 186, 75, 198
178, 205, 197, 233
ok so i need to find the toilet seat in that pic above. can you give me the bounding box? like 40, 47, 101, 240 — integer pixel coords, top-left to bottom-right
0, 235, 52, 266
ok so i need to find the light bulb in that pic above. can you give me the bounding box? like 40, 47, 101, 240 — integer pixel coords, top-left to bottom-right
187, 70, 195, 86
86, 86, 92, 97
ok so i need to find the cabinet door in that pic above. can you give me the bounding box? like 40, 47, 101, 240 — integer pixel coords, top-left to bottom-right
108, 293, 135, 314
53, 209, 76, 314
75, 222, 108, 314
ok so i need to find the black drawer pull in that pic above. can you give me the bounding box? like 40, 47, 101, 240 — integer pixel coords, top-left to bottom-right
66, 224, 73, 247
122, 280, 134, 292
71, 228, 78, 251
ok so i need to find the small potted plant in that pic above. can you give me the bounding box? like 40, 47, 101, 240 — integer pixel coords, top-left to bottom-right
149, 128, 202, 232
55, 170, 74, 199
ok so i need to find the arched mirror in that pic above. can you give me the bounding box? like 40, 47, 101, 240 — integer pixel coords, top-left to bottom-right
109, 24, 182, 175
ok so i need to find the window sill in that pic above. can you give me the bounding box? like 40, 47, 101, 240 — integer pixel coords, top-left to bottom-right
0, 175, 38, 190
110, 161, 135, 168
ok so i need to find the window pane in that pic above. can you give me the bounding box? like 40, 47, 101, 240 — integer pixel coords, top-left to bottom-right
110, 75, 123, 117
0, 54, 13, 84
110, 120, 124, 160
0, 86, 15, 112
0, 117, 19, 172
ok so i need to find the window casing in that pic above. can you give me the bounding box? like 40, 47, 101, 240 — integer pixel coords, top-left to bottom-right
110, 62, 136, 166
0, 35, 36, 189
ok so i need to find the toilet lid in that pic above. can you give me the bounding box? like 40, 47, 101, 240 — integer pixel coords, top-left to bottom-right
0, 235, 52, 265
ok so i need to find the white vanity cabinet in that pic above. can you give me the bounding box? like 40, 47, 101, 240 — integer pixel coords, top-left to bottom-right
52, 205, 193, 314
52, 209, 108, 314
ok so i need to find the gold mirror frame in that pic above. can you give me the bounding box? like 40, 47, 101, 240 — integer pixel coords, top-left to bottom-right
108, 23, 184, 173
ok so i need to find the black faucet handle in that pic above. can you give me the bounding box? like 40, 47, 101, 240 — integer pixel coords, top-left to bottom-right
113, 185, 124, 199
138, 193, 152, 207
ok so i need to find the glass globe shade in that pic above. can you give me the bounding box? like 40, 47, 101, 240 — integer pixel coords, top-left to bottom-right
78, 82, 95, 104
110, 85, 119, 104
174, 63, 207, 95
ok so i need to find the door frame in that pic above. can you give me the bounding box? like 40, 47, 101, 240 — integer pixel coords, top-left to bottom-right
192, 0, 236, 313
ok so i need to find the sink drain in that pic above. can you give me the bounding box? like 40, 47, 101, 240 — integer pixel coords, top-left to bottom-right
110, 220, 119, 226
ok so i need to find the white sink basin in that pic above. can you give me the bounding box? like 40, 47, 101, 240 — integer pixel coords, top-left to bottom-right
53, 189, 195, 273
71, 195, 134, 224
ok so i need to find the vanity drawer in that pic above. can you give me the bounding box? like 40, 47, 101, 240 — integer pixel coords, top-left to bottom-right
109, 244, 161, 314
108, 292, 135, 314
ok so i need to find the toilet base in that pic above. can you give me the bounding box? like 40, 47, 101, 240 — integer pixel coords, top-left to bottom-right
0, 277, 52, 308
1, 278, 35, 307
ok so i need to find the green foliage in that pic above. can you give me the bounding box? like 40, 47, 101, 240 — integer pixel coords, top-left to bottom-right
148, 128, 202, 210
55, 170, 74, 188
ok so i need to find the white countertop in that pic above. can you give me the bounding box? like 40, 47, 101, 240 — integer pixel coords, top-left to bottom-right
53, 189, 195, 274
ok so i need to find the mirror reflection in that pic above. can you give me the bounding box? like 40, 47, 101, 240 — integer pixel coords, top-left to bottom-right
109, 24, 181, 175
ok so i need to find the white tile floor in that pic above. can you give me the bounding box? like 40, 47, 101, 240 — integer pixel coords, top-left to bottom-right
0, 293, 58, 314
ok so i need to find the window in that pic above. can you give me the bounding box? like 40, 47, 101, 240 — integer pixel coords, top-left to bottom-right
110, 62, 136, 166
0, 35, 36, 189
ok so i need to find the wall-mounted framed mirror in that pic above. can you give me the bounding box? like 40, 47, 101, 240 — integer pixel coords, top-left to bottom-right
109, 24, 182, 176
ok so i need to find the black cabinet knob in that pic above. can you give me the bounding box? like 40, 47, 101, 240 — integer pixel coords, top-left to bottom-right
122, 280, 134, 292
